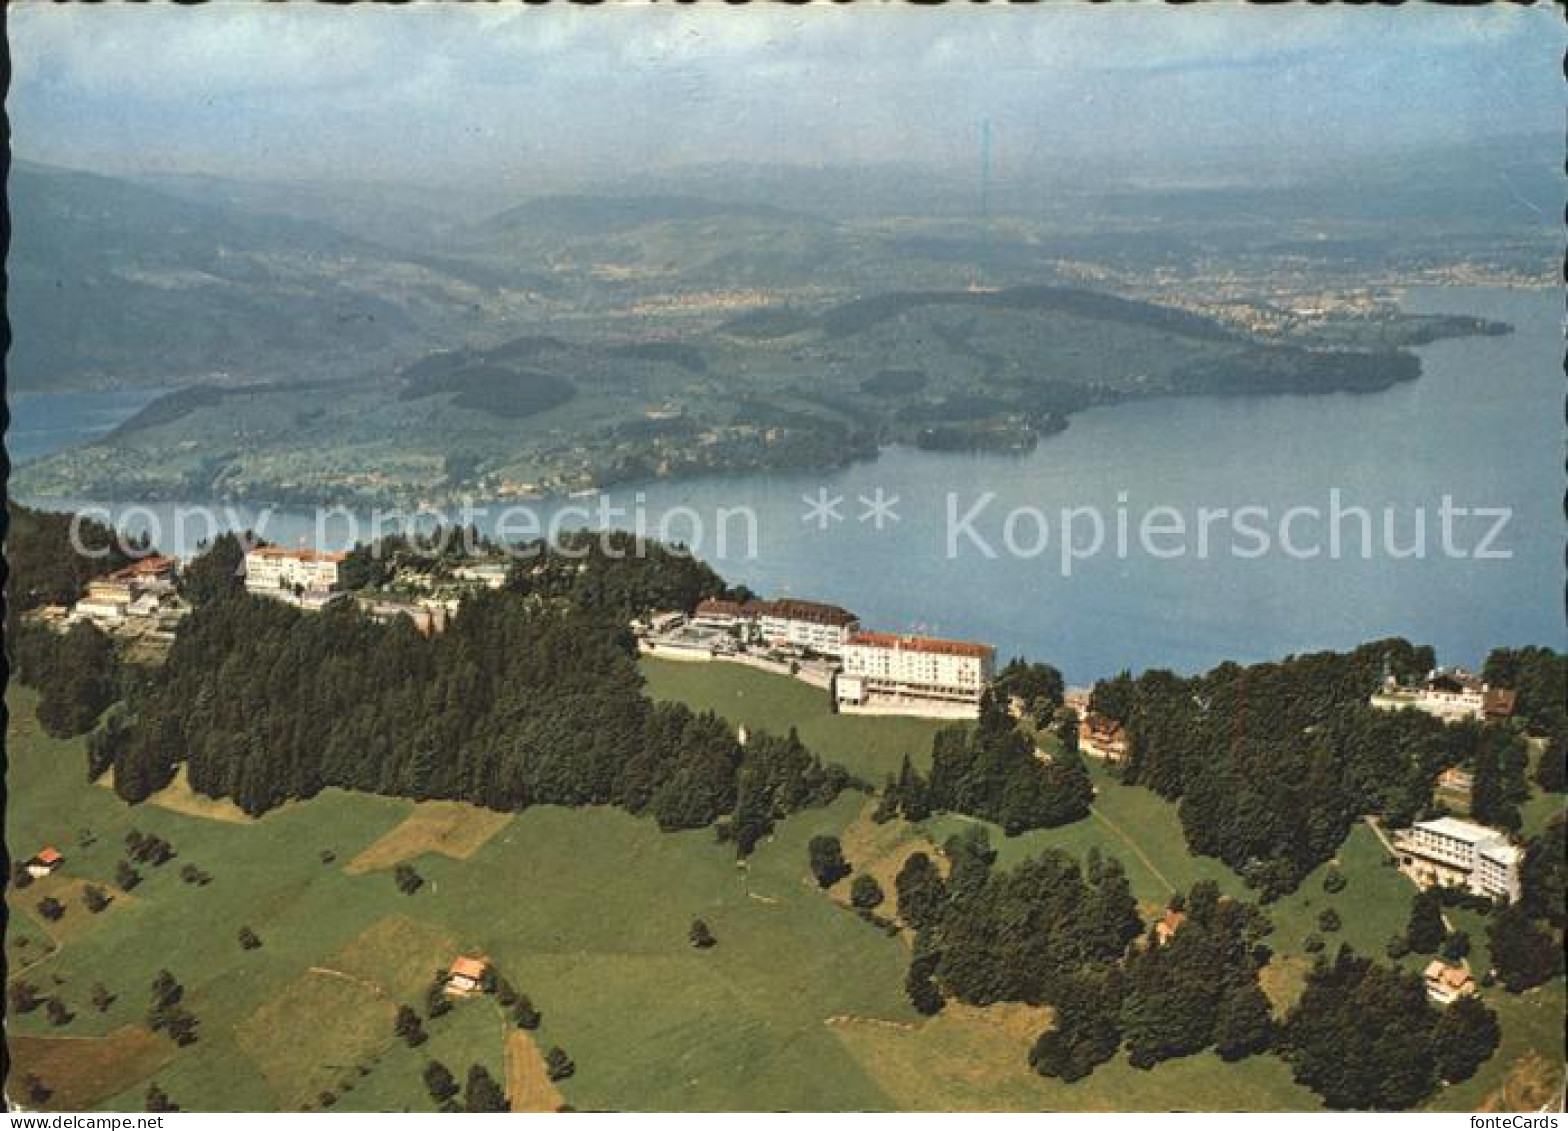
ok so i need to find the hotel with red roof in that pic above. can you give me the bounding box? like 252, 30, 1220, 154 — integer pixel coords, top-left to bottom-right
837, 631, 996, 709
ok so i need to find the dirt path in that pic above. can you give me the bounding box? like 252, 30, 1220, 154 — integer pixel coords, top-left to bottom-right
1089, 807, 1176, 896
503, 1029, 564, 1113
306, 966, 388, 998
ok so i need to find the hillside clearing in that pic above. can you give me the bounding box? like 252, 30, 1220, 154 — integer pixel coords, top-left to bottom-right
344, 803, 514, 875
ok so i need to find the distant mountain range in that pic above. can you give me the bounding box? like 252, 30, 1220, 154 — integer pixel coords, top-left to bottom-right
11, 133, 1554, 395
8, 161, 508, 392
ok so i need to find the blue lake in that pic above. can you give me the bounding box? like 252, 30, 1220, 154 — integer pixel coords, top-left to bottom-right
14, 286, 1564, 684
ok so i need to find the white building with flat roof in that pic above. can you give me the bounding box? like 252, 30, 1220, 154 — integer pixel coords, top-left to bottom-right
1394, 816, 1521, 902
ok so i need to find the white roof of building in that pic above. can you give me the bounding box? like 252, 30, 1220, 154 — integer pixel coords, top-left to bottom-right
1478, 841, 1521, 866
1414, 816, 1508, 845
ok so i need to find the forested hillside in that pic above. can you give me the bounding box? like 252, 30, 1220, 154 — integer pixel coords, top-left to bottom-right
1090, 641, 1554, 896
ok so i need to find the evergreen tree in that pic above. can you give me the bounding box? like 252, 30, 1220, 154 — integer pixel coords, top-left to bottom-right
1519, 812, 1566, 929
395, 1004, 428, 1047
423, 1060, 459, 1104
1534, 726, 1566, 793
545, 1047, 576, 1082
83, 885, 111, 914
894, 852, 947, 931
179, 532, 248, 606
1487, 902, 1564, 992
1470, 737, 1520, 832
894, 754, 931, 821
1438, 931, 1470, 963
33, 622, 118, 738
463, 1064, 509, 1112
1028, 968, 1124, 1083
808, 835, 850, 888
850, 873, 885, 910
1405, 890, 1446, 953
1213, 979, 1274, 1061
905, 952, 945, 1015
688, 919, 716, 949
1283, 947, 1437, 1110
513, 997, 541, 1030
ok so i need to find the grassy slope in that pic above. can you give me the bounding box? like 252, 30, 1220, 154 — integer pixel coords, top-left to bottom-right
6, 687, 906, 1112
648, 667, 1564, 1111
8, 669, 1562, 1113
639, 656, 954, 783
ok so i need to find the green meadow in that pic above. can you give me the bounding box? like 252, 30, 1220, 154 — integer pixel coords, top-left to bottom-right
639, 656, 955, 781
7, 669, 1562, 1113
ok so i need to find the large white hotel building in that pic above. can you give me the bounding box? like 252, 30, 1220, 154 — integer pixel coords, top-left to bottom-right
244, 546, 348, 600
1394, 816, 1522, 903
836, 632, 997, 709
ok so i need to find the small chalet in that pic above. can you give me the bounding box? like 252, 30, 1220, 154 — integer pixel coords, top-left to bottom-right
1080, 714, 1130, 763
1436, 766, 1475, 793
26, 847, 64, 879
1423, 959, 1476, 1004
446, 956, 489, 996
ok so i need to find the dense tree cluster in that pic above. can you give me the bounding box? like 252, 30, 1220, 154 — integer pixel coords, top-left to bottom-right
1088, 639, 1530, 897
1485, 901, 1564, 993
881, 692, 1092, 835
423, 1061, 459, 1107
505, 530, 733, 619
100, 551, 850, 845
894, 852, 947, 931
178, 531, 248, 606
463, 1065, 508, 1112
1467, 723, 1531, 832
1519, 812, 1565, 930
1281, 946, 1498, 1110
146, 969, 198, 1046
1405, 889, 1447, 954
1484, 647, 1567, 795
1121, 882, 1275, 1068
12, 621, 119, 738
912, 829, 1141, 1009
336, 525, 501, 592
1028, 967, 1126, 1082
808, 835, 851, 888
5, 503, 140, 614
850, 873, 885, 909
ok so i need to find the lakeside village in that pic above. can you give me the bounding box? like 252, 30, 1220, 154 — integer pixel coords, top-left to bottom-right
27, 542, 1535, 1005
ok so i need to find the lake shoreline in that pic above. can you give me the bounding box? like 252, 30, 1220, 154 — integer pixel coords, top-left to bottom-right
10, 285, 1563, 684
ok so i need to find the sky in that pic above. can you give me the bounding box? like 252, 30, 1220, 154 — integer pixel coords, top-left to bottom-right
11, 2, 1565, 193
